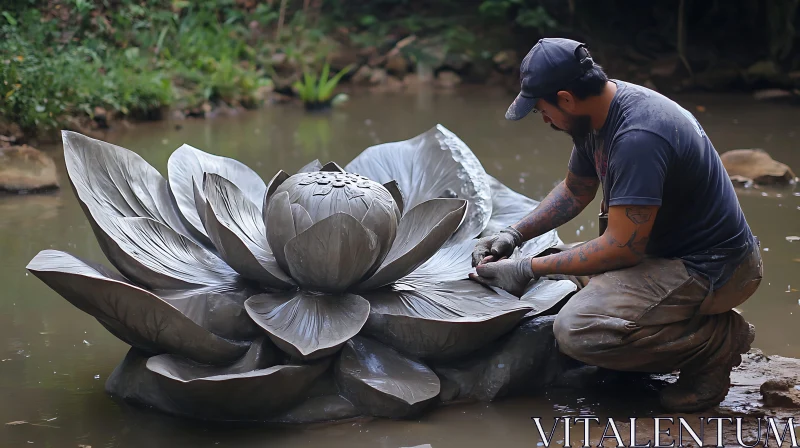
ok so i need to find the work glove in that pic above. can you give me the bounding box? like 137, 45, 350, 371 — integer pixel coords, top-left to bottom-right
469, 257, 537, 297
471, 226, 524, 267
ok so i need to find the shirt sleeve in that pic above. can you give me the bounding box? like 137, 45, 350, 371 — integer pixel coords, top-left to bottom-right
567, 144, 597, 178
607, 130, 670, 207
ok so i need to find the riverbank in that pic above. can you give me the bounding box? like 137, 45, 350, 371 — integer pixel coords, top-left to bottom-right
3, 1, 799, 145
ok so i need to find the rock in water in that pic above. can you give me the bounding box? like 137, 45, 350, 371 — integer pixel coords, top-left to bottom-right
760, 378, 800, 408
720, 149, 796, 185
0, 145, 60, 193
385, 53, 409, 77
436, 71, 462, 89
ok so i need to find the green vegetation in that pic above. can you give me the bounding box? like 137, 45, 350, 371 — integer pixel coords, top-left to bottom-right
293, 63, 353, 109
0, 1, 296, 136
1, 0, 798, 139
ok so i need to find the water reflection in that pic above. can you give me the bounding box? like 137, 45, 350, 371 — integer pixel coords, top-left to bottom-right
1, 88, 798, 447
294, 114, 334, 160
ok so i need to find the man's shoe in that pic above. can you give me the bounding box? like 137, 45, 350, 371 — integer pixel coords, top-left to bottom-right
659, 323, 755, 413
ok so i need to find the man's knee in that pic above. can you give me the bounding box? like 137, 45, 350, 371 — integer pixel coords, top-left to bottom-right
552, 282, 625, 363
552, 295, 595, 361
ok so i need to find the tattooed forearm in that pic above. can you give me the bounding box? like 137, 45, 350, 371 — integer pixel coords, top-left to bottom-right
511, 172, 599, 241
528, 204, 658, 277
530, 233, 637, 276
616, 231, 648, 258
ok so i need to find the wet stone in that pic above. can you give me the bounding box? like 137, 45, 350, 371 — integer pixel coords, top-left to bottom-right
760, 378, 800, 408
431, 316, 578, 402
269, 395, 361, 424
720, 149, 796, 185
0, 145, 60, 193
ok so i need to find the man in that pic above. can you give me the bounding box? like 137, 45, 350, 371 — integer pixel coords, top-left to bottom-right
470, 38, 762, 412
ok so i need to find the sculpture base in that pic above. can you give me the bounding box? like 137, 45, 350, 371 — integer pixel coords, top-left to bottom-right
105, 316, 578, 423
105, 316, 800, 424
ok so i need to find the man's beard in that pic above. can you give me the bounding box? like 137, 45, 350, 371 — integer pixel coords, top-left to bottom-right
550, 112, 593, 146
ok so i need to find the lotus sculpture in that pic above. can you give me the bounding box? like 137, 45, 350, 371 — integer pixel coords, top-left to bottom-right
26, 125, 579, 423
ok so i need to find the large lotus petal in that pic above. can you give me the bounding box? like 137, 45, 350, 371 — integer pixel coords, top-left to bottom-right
263, 170, 290, 214
402, 238, 474, 284
480, 175, 564, 253
517, 229, 563, 258
360, 198, 397, 276
245, 291, 370, 360
361, 280, 533, 360
356, 199, 466, 290
345, 124, 492, 243
158, 288, 262, 341
202, 173, 294, 289
89, 210, 237, 289
144, 341, 330, 420
518, 279, 578, 317
62, 131, 191, 235
285, 213, 379, 293
168, 144, 266, 242
264, 191, 295, 274
336, 336, 440, 419
27, 250, 250, 365
481, 175, 539, 236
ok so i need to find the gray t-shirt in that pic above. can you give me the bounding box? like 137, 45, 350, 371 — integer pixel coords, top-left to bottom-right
568, 80, 754, 288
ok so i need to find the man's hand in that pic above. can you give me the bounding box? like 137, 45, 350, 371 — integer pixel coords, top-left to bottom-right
471, 226, 523, 267
469, 257, 537, 297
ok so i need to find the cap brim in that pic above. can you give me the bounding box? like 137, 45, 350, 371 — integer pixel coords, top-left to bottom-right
505, 93, 537, 121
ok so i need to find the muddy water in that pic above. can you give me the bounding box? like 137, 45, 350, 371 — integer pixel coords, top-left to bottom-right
1, 86, 798, 447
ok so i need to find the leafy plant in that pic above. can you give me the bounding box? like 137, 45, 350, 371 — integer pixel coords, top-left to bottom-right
292, 63, 354, 104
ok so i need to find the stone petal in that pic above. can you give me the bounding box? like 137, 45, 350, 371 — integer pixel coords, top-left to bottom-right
480, 175, 563, 254
336, 336, 440, 419
168, 143, 266, 242
290, 203, 313, 235
245, 291, 370, 360
431, 316, 572, 402
518, 279, 579, 317
135, 340, 329, 420
284, 213, 379, 293
264, 191, 296, 274
517, 229, 563, 258
158, 288, 262, 342
27, 250, 250, 365
297, 159, 323, 173
263, 170, 290, 215
202, 173, 293, 289
88, 210, 237, 289
269, 395, 360, 424
402, 238, 474, 284
360, 198, 397, 277
382, 180, 404, 219
361, 280, 533, 360
480, 175, 539, 236
345, 124, 491, 243
320, 161, 345, 172
356, 198, 466, 290
62, 131, 192, 240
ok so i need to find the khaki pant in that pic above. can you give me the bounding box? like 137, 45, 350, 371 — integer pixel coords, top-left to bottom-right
552, 244, 763, 373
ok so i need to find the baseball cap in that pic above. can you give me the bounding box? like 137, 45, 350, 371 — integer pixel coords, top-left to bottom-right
505, 38, 595, 121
